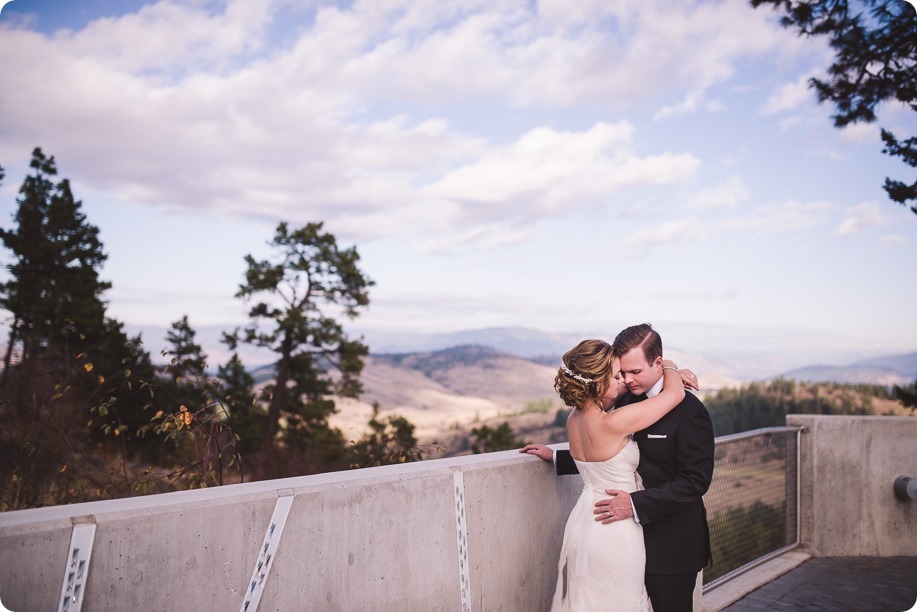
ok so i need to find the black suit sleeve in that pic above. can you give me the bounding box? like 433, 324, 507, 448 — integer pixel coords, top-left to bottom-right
631, 399, 715, 524
555, 449, 579, 476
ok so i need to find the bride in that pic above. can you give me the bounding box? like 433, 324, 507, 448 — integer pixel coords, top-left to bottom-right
536, 339, 691, 611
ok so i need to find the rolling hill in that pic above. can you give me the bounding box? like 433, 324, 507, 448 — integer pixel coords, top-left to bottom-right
251, 343, 914, 452
776, 352, 916, 386
329, 345, 559, 445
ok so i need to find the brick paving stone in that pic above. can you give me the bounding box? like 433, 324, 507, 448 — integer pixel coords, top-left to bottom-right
720, 556, 917, 612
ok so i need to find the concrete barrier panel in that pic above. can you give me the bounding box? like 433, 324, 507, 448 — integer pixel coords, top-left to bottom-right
87, 491, 278, 610
462, 451, 581, 611
0, 517, 73, 611
262, 469, 460, 610
788, 415, 917, 556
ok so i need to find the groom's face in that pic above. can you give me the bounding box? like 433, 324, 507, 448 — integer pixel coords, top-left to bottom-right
618, 347, 663, 395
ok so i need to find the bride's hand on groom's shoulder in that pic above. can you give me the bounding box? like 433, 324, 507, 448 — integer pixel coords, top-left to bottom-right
679, 368, 699, 391
520, 444, 553, 462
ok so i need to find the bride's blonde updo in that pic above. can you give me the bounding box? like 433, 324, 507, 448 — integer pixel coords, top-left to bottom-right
555, 339, 614, 410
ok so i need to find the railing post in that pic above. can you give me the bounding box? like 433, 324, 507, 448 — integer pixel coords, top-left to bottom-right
784, 430, 797, 547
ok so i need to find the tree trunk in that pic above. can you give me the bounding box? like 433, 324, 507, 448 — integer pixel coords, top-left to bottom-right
261, 331, 294, 453
0, 318, 20, 392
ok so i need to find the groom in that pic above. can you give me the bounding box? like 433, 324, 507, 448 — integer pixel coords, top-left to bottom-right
523, 323, 715, 612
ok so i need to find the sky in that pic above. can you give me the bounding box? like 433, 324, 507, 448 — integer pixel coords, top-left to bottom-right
0, 0, 914, 375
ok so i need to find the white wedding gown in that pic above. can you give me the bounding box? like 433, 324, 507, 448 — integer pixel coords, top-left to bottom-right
550, 439, 652, 611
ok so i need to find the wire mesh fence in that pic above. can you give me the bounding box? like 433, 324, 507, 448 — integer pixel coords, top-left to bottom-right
703, 426, 800, 587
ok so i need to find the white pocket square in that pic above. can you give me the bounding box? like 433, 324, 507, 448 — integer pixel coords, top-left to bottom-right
646, 434, 667, 439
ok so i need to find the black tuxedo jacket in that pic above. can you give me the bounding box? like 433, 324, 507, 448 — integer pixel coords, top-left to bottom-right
556, 390, 715, 575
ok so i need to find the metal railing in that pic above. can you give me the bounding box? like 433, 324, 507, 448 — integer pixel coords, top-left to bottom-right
703, 426, 801, 588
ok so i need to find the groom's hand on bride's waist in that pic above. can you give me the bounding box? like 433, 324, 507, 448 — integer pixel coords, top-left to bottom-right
594, 489, 634, 524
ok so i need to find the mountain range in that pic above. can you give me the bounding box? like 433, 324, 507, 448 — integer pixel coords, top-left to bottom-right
361, 328, 916, 384
777, 352, 917, 386
123, 323, 913, 450
336, 343, 913, 450
128, 324, 916, 387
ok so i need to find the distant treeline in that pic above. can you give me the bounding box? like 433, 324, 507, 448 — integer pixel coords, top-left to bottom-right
706, 378, 902, 436
545, 379, 910, 439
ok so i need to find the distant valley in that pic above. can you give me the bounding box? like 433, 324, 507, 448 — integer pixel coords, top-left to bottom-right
127, 324, 915, 455
130, 324, 916, 386
330, 345, 559, 448
317, 342, 914, 455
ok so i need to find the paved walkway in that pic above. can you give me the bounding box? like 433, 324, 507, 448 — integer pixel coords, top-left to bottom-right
722, 556, 917, 611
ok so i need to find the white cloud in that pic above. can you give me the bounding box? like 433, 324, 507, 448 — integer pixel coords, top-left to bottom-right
416, 222, 537, 253
835, 201, 887, 236
0, 0, 911, 366
763, 73, 814, 115
654, 90, 706, 120
620, 218, 705, 254
0, 0, 804, 252
333, 0, 792, 110
728, 200, 834, 233
620, 199, 833, 254
685, 176, 749, 211
838, 121, 880, 144
25, 0, 278, 77
879, 234, 907, 249
421, 122, 699, 220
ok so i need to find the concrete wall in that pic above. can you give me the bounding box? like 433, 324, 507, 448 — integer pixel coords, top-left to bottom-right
788, 415, 917, 557
0, 450, 580, 612
2, 416, 914, 611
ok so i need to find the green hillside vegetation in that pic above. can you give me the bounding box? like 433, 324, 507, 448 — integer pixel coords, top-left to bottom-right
706, 378, 907, 436
529, 379, 912, 443
376, 345, 508, 378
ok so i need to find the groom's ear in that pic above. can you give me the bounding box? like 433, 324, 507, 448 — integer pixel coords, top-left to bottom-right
652, 356, 663, 368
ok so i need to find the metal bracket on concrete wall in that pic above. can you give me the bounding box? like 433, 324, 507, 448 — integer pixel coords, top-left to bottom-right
453, 471, 472, 612
58, 519, 96, 612
240, 492, 295, 612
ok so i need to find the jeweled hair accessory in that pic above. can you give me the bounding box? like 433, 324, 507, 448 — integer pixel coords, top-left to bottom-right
561, 362, 594, 384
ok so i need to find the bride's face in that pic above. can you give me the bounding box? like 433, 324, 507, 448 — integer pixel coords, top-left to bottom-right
601, 358, 627, 409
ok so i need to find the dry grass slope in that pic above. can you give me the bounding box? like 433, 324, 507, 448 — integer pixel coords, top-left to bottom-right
329, 346, 561, 452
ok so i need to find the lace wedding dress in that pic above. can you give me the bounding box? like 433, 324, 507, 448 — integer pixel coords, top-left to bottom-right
550, 439, 652, 611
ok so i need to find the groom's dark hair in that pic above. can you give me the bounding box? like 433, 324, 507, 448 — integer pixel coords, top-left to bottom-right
613, 323, 662, 363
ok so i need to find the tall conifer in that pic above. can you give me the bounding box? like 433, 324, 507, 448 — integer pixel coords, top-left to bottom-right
0, 148, 110, 404
226, 221, 373, 475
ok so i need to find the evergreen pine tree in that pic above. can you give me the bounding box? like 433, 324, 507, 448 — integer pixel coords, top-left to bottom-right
0, 148, 111, 409
216, 352, 263, 455
750, 0, 917, 214
164, 315, 207, 384
226, 221, 374, 476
